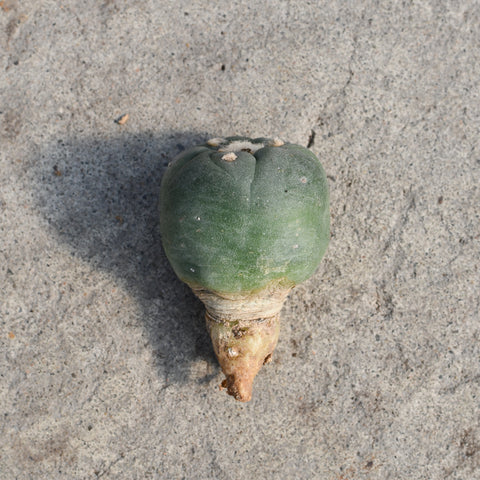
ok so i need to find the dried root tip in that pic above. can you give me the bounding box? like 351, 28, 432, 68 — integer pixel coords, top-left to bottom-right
206, 312, 280, 402
220, 372, 255, 402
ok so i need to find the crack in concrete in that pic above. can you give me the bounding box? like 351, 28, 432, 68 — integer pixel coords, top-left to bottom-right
315, 35, 357, 136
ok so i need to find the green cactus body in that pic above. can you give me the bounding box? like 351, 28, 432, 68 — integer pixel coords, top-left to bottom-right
159, 136, 330, 401
160, 137, 329, 294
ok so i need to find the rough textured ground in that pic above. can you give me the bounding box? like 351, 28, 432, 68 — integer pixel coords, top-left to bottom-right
1, 1, 479, 479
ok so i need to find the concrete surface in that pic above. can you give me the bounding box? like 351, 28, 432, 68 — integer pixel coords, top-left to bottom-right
1, 1, 479, 479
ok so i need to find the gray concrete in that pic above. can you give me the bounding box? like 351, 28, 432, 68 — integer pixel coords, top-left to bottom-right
1, 1, 479, 478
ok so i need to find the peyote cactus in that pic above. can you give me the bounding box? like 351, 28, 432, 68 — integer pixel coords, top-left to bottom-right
159, 136, 330, 401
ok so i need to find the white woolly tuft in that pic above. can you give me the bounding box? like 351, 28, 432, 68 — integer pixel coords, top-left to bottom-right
269, 138, 284, 146
207, 137, 226, 147
218, 140, 265, 153
222, 152, 238, 162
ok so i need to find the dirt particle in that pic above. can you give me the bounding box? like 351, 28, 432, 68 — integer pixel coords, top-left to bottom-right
6, 15, 26, 44
115, 113, 129, 125
307, 129, 316, 148
2, 110, 22, 139
232, 326, 248, 338
460, 428, 480, 458
0, 1, 14, 12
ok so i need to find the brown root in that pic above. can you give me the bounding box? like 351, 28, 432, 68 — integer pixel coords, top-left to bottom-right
206, 312, 281, 402
191, 284, 291, 401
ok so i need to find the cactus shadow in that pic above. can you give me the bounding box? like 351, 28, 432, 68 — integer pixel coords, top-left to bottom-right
32, 130, 219, 387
